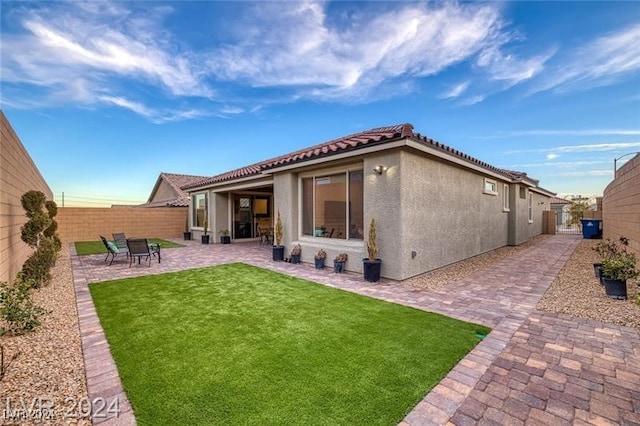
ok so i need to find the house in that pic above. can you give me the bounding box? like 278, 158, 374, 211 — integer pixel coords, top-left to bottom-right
141, 172, 209, 208
184, 123, 554, 280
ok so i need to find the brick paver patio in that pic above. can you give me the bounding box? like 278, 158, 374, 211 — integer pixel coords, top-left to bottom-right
71, 235, 640, 425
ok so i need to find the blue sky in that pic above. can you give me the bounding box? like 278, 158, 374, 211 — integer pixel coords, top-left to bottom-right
2, 1, 639, 207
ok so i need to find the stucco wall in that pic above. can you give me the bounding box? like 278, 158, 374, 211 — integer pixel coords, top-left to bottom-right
396, 150, 510, 280
57, 207, 187, 242
0, 111, 53, 284
603, 154, 640, 255
151, 179, 177, 203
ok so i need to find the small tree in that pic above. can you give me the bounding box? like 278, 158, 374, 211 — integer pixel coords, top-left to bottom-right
20, 191, 60, 287
274, 210, 283, 247
366, 218, 378, 260
568, 201, 589, 227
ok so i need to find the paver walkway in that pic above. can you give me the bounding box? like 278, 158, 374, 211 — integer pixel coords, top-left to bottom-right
70, 235, 640, 425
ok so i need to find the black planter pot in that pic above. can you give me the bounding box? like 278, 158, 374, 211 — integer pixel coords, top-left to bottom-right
602, 277, 627, 300
363, 258, 382, 282
291, 254, 301, 264
183, 232, 192, 241
272, 245, 285, 261
220, 235, 231, 244
201, 235, 210, 244
593, 263, 603, 278
334, 261, 345, 273
314, 258, 325, 269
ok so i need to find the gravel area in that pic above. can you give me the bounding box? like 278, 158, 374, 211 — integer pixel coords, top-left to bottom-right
0, 244, 90, 425
1, 234, 637, 425
404, 235, 550, 292
537, 238, 640, 329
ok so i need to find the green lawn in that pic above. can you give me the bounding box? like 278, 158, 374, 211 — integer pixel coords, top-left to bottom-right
90, 263, 490, 425
75, 238, 183, 255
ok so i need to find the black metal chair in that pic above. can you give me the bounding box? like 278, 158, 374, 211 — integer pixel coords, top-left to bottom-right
126, 238, 161, 267
100, 235, 128, 265
112, 232, 129, 257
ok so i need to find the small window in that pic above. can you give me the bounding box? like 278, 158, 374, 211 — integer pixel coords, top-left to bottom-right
519, 187, 527, 199
192, 193, 208, 228
503, 184, 510, 211
528, 192, 533, 222
483, 178, 498, 195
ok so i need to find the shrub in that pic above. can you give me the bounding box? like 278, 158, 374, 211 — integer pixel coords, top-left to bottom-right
366, 218, 378, 260
19, 191, 61, 287
315, 249, 326, 260
334, 253, 348, 263
0, 274, 46, 336
291, 244, 301, 256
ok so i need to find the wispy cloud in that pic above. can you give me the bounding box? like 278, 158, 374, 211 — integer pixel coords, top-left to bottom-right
439, 81, 470, 99
485, 129, 640, 138
532, 23, 640, 94
459, 95, 485, 106
507, 141, 640, 155
99, 95, 208, 124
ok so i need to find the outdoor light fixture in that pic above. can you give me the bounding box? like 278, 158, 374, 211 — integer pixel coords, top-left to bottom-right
614, 152, 639, 179
373, 165, 387, 175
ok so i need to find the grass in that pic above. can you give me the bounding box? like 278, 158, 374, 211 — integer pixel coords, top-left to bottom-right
90, 263, 490, 425
75, 238, 183, 255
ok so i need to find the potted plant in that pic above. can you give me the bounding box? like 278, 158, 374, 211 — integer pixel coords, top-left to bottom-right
218, 229, 231, 244
314, 249, 327, 269
333, 253, 348, 273
290, 244, 302, 264
201, 219, 210, 244
183, 216, 191, 240
595, 236, 638, 299
272, 210, 285, 261
363, 217, 381, 282
593, 237, 629, 285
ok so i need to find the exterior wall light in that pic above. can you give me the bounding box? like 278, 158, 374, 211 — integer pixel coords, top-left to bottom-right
373, 165, 387, 175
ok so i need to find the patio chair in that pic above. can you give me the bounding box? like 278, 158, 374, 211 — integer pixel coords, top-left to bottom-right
100, 235, 128, 265
126, 238, 161, 267
112, 233, 129, 255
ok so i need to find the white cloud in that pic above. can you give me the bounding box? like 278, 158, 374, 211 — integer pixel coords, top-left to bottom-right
484, 129, 640, 138
439, 81, 471, 99
507, 141, 640, 155
533, 23, 640, 93
99, 95, 208, 124
546, 153, 558, 160
459, 95, 485, 106
204, 1, 511, 99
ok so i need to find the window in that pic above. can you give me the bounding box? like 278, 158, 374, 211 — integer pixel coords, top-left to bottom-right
301, 170, 363, 240
192, 193, 208, 228
528, 192, 533, 222
483, 178, 498, 195
519, 186, 527, 199
503, 184, 510, 211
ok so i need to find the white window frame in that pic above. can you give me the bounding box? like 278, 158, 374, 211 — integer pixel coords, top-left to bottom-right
191, 192, 208, 229
503, 184, 510, 212
483, 178, 498, 196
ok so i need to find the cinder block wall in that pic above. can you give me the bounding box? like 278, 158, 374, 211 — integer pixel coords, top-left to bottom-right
603, 154, 640, 256
0, 111, 53, 284
57, 207, 188, 242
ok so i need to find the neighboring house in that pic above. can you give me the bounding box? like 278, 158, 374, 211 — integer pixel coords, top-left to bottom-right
184, 123, 554, 280
141, 172, 209, 208
550, 196, 572, 227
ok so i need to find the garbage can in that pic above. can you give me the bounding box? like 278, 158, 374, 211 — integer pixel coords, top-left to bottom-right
580, 219, 602, 239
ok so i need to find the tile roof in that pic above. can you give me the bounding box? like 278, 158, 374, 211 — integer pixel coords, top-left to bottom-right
184, 123, 531, 189
142, 172, 209, 207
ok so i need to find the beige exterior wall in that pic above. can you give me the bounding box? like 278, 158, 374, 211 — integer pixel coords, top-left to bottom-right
395, 150, 510, 280
603, 154, 640, 256
267, 147, 547, 281
57, 207, 187, 242
0, 111, 53, 284
150, 179, 178, 203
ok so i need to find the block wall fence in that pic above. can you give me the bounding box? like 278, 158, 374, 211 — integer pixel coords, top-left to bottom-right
603, 154, 640, 256
56, 207, 188, 243
0, 111, 54, 284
